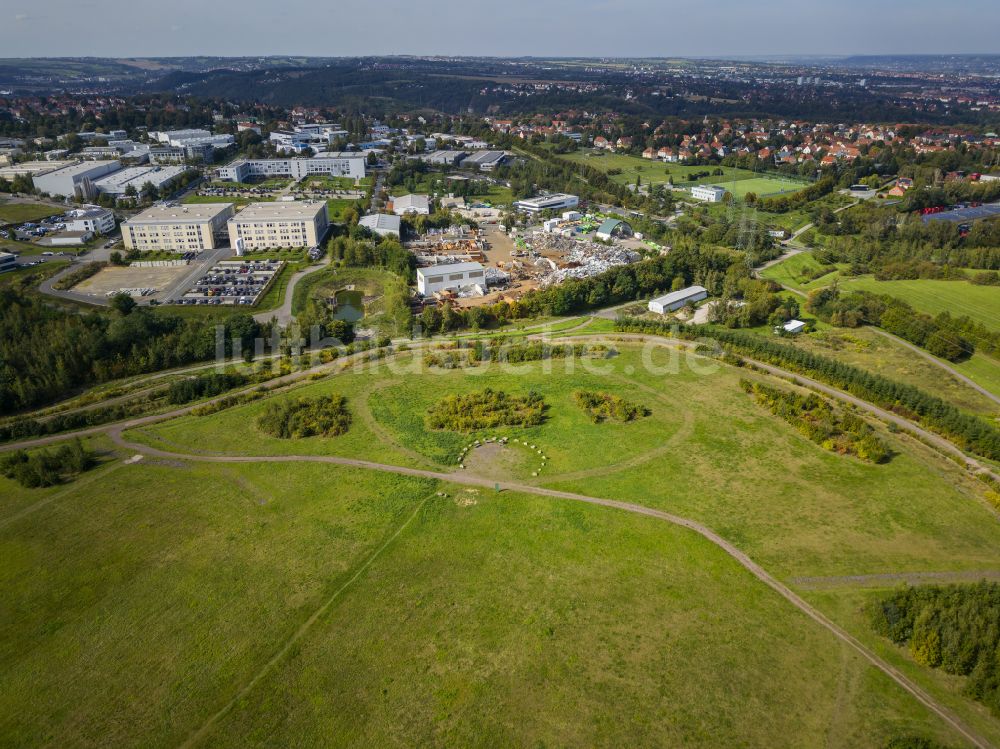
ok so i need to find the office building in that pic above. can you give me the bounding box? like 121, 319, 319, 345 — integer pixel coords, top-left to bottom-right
122, 202, 235, 252
691, 185, 727, 202
63, 206, 116, 235
227, 200, 329, 252
217, 155, 366, 182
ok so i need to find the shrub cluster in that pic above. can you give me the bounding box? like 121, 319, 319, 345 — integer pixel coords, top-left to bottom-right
52, 262, 105, 290
426, 389, 546, 432
741, 379, 890, 462
257, 395, 352, 438
573, 390, 650, 424
0, 398, 155, 443
0, 438, 95, 488
869, 582, 1000, 718
424, 340, 612, 369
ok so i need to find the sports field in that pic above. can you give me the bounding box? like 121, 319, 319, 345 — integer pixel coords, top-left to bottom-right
5, 345, 1000, 745
556, 150, 809, 198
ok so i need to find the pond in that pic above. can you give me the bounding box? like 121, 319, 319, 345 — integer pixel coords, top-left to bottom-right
333, 289, 365, 322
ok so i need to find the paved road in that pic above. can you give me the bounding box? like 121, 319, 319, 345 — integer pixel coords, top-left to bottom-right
106, 426, 991, 749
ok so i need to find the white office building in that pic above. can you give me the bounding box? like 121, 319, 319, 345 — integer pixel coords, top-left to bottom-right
417, 262, 486, 296
513, 193, 580, 214
648, 285, 709, 314
122, 202, 235, 252
227, 201, 329, 252
63, 206, 116, 234
217, 155, 366, 183
0, 251, 16, 273
691, 185, 727, 202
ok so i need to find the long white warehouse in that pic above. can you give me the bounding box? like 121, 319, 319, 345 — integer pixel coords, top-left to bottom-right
648, 285, 709, 314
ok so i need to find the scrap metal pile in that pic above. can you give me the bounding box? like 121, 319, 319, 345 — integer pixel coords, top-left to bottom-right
525, 232, 640, 286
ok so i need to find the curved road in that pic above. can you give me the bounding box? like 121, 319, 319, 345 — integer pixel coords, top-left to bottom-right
253, 258, 331, 326
107, 427, 991, 749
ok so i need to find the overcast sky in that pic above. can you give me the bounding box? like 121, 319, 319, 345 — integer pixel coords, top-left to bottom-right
4, 0, 1000, 58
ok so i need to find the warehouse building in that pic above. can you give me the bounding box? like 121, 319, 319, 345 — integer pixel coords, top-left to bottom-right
596, 218, 634, 241
460, 150, 507, 171
32, 160, 122, 199
217, 154, 366, 183
691, 185, 727, 202
122, 202, 235, 252
416, 261, 486, 296
513, 193, 580, 214
93, 165, 186, 197
648, 285, 709, 314
359, 213, 401, 238
391, 194, 430, 215
228, 200, 329, 252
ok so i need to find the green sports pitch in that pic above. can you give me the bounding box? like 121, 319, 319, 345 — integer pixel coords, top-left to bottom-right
709, 176, 808, 200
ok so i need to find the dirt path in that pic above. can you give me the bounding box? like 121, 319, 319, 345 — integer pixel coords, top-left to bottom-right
106, 430, 991, 749
791, 570, 1000, 590
870, 329, 1000, 407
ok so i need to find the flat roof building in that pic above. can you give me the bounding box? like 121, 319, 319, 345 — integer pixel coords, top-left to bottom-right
227, 200, 329, 253
359, 213, 401, 238
122, 202, 235, 253
691, 185, 727, 202
417, 261, 486, 296
64, 206, 116, 235
93, 165, 186, 197
648, 285, 709, 314
32, 160, 122, 199
392, 194, 430, 215
513, 193, 580, 214
0, 251, 16, 273
217, 155, 366, 183
460, 150, 507, 171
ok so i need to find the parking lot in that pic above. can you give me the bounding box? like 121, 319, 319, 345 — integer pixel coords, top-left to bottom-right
176, 259, 284, 306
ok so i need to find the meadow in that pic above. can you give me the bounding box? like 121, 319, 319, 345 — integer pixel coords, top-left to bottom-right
8, 343, 1000, 745
0, 201, 61, 224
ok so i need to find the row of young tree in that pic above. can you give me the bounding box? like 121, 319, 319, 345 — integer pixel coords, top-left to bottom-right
614, 318, 1000, 461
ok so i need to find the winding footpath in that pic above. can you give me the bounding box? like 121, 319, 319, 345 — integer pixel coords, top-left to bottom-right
107, 428, 992, 749
5, 335, 999, 746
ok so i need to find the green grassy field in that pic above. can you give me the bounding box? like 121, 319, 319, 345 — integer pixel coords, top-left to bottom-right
723, 175, 808, 200
760, 252, 843, 292
0, 447, 970, 747
837, 276, 1000, 333
9, 344, 1000, 745
0, 201, 61, 224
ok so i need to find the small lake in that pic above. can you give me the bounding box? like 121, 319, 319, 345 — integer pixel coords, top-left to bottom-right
333, 289, 365, 322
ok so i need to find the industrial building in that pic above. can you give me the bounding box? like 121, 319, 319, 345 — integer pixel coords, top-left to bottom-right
217, 154, 366, 183
416, 261, 486, 296
122, 202, 235, 252
691, 185, 727, 202
32, 160, 122, 199
513, 193, 580, 214
460, 150, 507, 171
93, 165, 186, 197
595, 218, 634, 241
150, 144, 213, 164
153, 129, 233, 151
391, 194, 430, 215
227, 201, 329, 252
63, 206, 116, 235
421, 150, 468, 166
648, 285, 709, 314
0, 251, 16, 273
0, 160, 74, 181
359, 213, 401, 238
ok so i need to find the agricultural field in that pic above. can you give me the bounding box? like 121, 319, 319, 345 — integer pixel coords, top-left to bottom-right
7, 342, 1000, 745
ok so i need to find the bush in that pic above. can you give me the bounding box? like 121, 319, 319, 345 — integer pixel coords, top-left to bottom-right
167, 372, 248, 404
257, 395, 352, 438
573, 390, 650, 423
0, 439, 96, 487
740, 379, 890, 462
426, 388, 546, 432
